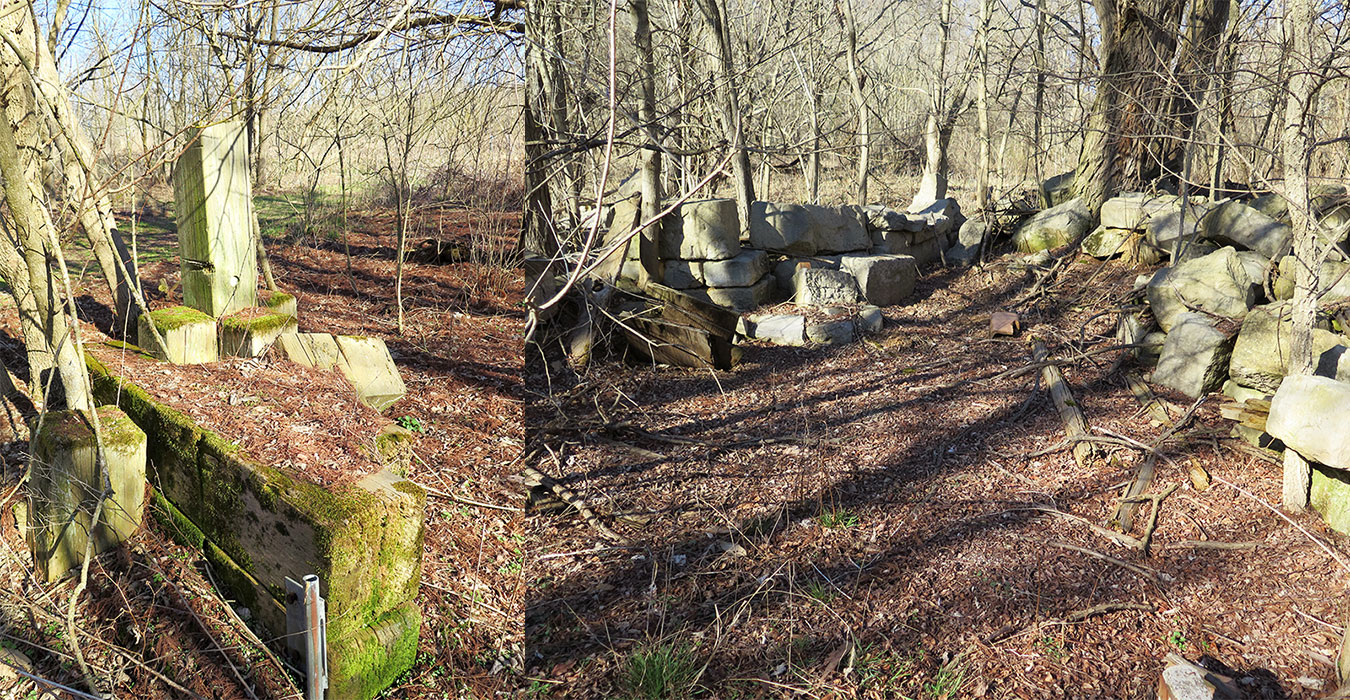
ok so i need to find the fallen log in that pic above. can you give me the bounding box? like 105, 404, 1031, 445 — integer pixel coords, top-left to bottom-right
1031, 337, 1093, 467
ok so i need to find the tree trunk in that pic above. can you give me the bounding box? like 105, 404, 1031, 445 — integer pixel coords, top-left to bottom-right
696, 0, 754, 235
910, 0, 955, 212
841, 0, 868, 205
975, 0, 992, 213
521, 0, 558, 257
632, 0, 663, 284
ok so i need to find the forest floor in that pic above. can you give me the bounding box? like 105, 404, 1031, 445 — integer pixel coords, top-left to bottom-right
0, 189, 524, 699
525, 240, 1345, 699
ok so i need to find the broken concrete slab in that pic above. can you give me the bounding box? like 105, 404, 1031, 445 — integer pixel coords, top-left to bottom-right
1146, 246, 1260, 332
1013, 198, 1092, 253
1268, 374, 1350, 470
27, 406, 146, 582
1151, 313, 1234, 398
173, 121, 258, 317
138, 305, 218, 365
334, 335, 408, 412
794, 268, 860, 307
839, 254, 917, 306
277, 332, 343, 371
219, 308, 298, 358
806, 318, 855, 345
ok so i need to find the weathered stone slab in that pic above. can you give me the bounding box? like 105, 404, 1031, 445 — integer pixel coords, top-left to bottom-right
839, 254, 917, 306
1039, 171, 1075, 209
1147, 198, 1228, 254
219, 308, 298, 358
1151, 313, 1234, 398
1014, 198, 1091, 253
744, 313, 807, 346
277, 332, 343, 370
662, 199, 740, 260
700, 249, 769, 288
811, 205, 872, 253
806, 318, 855, 345
28, 406, 146, 582
947, 219, 987, 266
1273, 256, 1350, 302
86, 356, 423, 700
689, 276, 775, 312
772, 257, 838, 294
1201, 200, 1291, 259
138, 306, 218, 365
749, 201, 816, 255
1268, 374, 1350, 469
1100, 192, 1183, 231
173, 121, 258, 317
1146, 246, 1259, 332
334, 336, 407, 412
794, 268, 860, 307
1228, 301, 1350, 392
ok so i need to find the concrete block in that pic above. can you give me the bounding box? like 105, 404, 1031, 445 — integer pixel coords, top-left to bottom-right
259, 289, 297, 317
794, 268, 860, 307
277, 332, 343, 371
219, 308, 298, 358
138, 306, 218, 364
28, 406, 146, 581
839, 254, 917, 306
334, 336, 407, 412
173, 121, 257, 317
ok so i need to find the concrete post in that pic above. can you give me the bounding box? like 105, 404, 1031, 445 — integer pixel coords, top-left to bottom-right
173, 121, 258, 317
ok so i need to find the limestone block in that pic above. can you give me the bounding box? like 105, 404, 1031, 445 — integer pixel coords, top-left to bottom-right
1201, 200, 1291, 259
1311, 465, 1350, 535
1039, 171, 1075, 209
858, 306, 884, 334
219, 308, 298, 358
745, 313, 807, 346
806, 318, 855, 345
173, 121, 258, 317
1151, 313, 1234, 398
1100, 192, 1183, 231
839, 254, 917, 306
1228, 301, 1349, 392
689, 276, 775, 312
1013, 198, 1092, 253
334, 335, 407, 412
947, 219, 987, 266
1268, 375, 1350, 470
1147, 198, 1227, 254
749, 201, 816, 255
1273, 256, 1350, 302
28, 406, 146, 582
139, 306, 218, 365
772, 257, 838, 294
1146, 246, 1259, 332
663, 199, 740, 260
811, 205, 872, 254
794, 268, 860, 307
259, 289, 297, 317
700, 249, 769, 288
277, 332, 343, 371
659, 259, 703, 289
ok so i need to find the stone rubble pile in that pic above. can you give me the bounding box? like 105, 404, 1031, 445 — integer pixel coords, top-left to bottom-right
605, 194, 962, 347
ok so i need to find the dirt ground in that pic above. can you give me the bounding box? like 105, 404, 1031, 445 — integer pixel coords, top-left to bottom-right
525, 243, 1347, 699
0, 197, 524, 698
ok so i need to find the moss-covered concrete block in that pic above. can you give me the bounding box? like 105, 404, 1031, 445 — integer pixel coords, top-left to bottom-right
219, 308, 298, 358
334, 336, 406, 412
28, 406, 147, 582
173, 121, 257, 317
138, 306, 218, 365
259, 289, 297, 318
87, 356, 425, 699
277, 332, 342, 371
1312, 465, 1350, 534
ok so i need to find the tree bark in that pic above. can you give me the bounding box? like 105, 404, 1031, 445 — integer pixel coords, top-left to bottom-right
632, 0, 663, 284
840, 0, 868, 205
696, 0, 754, 235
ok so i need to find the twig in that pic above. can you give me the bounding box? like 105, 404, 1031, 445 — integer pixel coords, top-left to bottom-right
1048, 540, 1170, 583
1213, 475, 1350, 575
1161, 540, 1263, 551
1064, 601, 1155, 622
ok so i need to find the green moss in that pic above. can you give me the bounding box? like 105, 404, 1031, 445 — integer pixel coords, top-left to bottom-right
150, 488, 205, 550
149, 305, 213, 332
220, 309, 295, 335
328, 603, 421, 700
260, 291, 296, 312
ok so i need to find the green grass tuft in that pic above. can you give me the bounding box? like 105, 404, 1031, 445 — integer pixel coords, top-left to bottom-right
621, 642, 702, 700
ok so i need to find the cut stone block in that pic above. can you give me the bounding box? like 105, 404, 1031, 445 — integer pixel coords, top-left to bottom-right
839, 254, 917, 306
1039, 170, 1075, 208
219, 308, 298, 358
138, 305, 218, 365
1099, 192, 1183, 231
277, 332, 343, 371
259, 289, 297, 317
806, 318, 855, 345
700, 250, 769, 288
1267, 374, 1350, 470
663, 199, 740, 260
1014, 198, 1092, 253
814, 205, 873, 253
794, 268, 860, 307
335, 335, 408, 411
1311, 464, 1350, 535
1228, 301, 1350, 392
87, 356, 423, 700
745, 313, 807, 346
1145, 246, 1259, 332
1201, 200, 1291, 259
28, 406, 146, 582
772, 257, 838, 294
749, 201, 816, 255
689, 276, 775, 312
1151, 313, 1234, 398
858, 306, 884, 334
658, 259, 702, 289
173, 121, 258, 317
